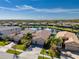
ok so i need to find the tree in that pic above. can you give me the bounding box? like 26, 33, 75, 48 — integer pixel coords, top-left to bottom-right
2, 35, 10, 42
21, 32, 32, 47
50, 37, 63, 58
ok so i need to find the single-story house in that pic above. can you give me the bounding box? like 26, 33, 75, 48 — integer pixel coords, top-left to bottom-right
21, 28, 36, 35
0, 26, 21, 35
8, 28, 36, 42
56, 31, 79, 52
32, 30, 51, 45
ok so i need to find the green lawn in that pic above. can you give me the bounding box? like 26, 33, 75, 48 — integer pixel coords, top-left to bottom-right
7, 49, 21, 55
12, 44, 26, 50
40, 49, 51, 56
47, 26, 79, 33
38, 56, 50, 59
40, 49, 60, 58
0, 41, 9, 46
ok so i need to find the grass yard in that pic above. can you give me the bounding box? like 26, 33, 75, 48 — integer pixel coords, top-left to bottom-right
47, 26, 79, 33
0, 41, 9, 46
38, 56, 50, 59
40, 49, 51, 56
12, 44, 26, 50
7, 49, 21, 55
40, 49, 60, 58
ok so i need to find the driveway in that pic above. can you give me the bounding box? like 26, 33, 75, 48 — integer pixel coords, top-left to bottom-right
0, 52, 26, 59
0, 42, 15, 52
19, 45, 42, 59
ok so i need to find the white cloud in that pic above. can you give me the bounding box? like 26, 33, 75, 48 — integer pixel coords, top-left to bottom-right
16, 5, 35, 10
5, 0, 11, 3
0, 5, 79, 13
0, 7, 19, 11
15, 5, 79, 13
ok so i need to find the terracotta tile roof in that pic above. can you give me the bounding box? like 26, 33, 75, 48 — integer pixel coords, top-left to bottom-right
56, 31, 79, 44
21, 28, 35, 34
32, 30, 51, 41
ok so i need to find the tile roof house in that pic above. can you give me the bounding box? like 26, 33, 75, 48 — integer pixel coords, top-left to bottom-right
0, 26, 21, 35
56, 31, 79, 52
21, 28, 36, 35
9, 28, 35, 42
32, 30, 51, 45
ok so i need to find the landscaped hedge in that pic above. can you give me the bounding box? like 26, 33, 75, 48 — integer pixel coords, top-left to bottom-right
0, 41, 9, 46
12, 44, 26, 50
38, 56, 50, 59
7, 49, 21, 55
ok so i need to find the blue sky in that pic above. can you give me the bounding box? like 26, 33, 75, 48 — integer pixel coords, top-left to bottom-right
0, 0, 79, 20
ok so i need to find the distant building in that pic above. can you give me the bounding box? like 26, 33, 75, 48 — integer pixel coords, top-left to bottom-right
21, 28, 36, 35
2, 23, 11, 26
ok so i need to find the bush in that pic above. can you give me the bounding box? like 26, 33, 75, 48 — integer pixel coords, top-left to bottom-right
40, 49, 51, 56
0, 41, 9, 46
12, 44, 26, 50
38, 56, 50, 59
40, 49, 60, 58
7, 49, 21, 55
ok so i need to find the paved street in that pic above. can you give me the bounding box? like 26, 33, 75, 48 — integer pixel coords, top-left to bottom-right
19, 45, 42, 59
0, 52, 26, 59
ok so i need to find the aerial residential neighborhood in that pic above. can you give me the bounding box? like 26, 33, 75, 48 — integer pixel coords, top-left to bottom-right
0, 0, 79, 59
0, 20, 78, 59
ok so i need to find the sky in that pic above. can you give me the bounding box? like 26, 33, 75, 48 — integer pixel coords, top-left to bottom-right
0, 0, 79, 20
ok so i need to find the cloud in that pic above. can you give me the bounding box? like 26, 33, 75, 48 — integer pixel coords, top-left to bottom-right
15, 5, 79, 13
16, 5, 35, 10
0, 5, 79, 13
0, 7, 19, 11
5, 0, 11, 3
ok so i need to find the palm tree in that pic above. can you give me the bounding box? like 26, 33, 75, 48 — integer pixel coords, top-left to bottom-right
21, 32, 32, 47
50, 37, 63, 59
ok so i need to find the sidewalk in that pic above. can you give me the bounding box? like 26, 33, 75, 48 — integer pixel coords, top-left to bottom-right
61, 51, 79, 59
19, 47, 42, 59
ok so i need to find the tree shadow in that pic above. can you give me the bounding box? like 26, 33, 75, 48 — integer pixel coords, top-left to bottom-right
13, 54, 19, 59
61, 52, 75, 59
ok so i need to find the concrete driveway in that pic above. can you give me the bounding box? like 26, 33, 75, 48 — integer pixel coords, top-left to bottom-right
19, 45, 42, 59
0, 52, 26, 59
